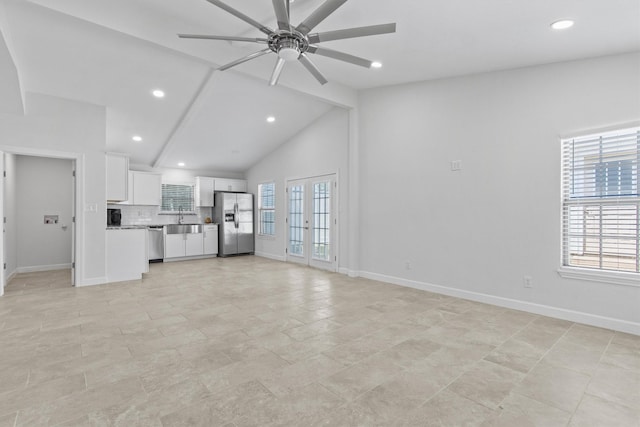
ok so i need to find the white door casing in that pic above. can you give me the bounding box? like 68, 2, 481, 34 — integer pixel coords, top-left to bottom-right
286, 174, 337, 272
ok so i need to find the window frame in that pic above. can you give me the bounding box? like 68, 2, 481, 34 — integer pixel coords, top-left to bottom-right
258, 182, 276, 237
160, 182, 196, 214
559, 124, 640, 287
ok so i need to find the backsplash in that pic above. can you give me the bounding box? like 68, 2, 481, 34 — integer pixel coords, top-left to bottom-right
107, 204, 214, 226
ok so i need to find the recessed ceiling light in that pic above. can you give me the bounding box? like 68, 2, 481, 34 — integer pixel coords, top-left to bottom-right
551, 19, 574, 30
267, 116, 276, 123
371, 61, 383, 69
132, 135, 143, 142
152, 89, 165, 98
178, 162, 185, 167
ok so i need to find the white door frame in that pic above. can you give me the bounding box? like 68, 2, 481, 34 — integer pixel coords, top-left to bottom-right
285, 173, 338, 272
0, 146, 82, 294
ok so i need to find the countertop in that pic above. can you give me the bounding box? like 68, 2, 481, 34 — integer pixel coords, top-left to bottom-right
107, 223, 218, 230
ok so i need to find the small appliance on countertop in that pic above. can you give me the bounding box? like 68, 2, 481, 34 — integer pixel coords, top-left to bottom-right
107, 208, 121, 226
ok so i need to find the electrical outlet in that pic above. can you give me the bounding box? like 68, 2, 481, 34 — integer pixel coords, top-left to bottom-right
523, 276, 533, 288
450, 160, 462, 171
405, 260, 411, 270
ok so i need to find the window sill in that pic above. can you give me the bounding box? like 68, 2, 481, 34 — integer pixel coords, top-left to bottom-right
557, 267, 639, 288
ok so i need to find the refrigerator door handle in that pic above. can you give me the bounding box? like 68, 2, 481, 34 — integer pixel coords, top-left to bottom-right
234, 203, 239, 229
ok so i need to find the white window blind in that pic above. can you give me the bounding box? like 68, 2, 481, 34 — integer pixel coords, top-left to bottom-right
161, 184, 194, 212
258, 182, 275, 236
562, 127, 639, 274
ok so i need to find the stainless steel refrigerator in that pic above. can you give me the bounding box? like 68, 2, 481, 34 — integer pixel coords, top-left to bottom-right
213, 192, 254, 257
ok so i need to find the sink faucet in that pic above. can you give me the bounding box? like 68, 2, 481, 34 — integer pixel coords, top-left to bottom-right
178, 206, 184, 224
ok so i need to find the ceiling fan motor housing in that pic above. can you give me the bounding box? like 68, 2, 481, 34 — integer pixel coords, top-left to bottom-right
269, 31, 309, 61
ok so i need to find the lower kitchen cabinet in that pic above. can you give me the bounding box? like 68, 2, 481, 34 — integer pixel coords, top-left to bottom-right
164, 233, 204, 258
203, 224, 218, 255
106, 228, 147, 283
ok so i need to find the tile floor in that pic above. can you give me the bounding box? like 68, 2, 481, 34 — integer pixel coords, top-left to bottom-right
0, 256, 638, 426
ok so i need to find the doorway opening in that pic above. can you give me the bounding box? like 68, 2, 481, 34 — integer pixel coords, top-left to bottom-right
286, 173, 338, 272
1, 152, 76, 295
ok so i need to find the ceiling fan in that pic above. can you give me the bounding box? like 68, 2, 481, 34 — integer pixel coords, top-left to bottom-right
178, 0, 396, 86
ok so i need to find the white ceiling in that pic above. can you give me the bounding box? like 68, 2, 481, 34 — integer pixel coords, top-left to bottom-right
1, 0, 638, 172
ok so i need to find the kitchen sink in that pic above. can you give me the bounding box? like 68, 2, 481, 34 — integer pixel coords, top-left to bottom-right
164, 224, 202, 234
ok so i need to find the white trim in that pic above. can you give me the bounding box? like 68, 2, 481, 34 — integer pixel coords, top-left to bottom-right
0, 145, 81, 290
16, 263, 72, 274
360, 270, 640, 336
162, 254, 219, 263
76, 276, 108, 287
558, 267, 639, 288
255, 251, 286, 262
338, 267, 359, 277
559, 120, 640, 140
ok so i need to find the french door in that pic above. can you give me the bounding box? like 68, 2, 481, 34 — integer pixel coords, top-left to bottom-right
286, 174, 337, 272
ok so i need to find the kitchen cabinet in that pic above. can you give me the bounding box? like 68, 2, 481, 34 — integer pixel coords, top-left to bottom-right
106, 154, 129, 202
214, 178, 247, 193
120, 171, 162, 205
164, 233, 204, 258
132, 172, 162, 205
106, 228, 147, 282
195, 176, 215, 207
203, 224, 218, 255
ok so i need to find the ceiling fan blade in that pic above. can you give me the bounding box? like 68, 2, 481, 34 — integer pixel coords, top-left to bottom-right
178, 34, 268, 43
308, 23, 396, 44
269, 58, 286, 86
204, 0, 273, 35
218, 48, 272, 71
307, 45, 372, 68
298, 53, 328, 85
296, 0, 348, 35
272, 0, 291, 31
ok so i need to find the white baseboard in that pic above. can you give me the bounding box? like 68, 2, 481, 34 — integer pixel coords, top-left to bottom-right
76, 276, 108, 287
255, 252, 286, 262
360, 270, 640, 336
16, 263, 72, 274
5, 269, 17, 283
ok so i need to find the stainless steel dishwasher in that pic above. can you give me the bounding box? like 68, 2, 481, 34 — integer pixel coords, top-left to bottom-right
148, 226, 164, 262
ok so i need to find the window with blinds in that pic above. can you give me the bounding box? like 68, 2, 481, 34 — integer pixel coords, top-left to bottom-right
161, 183, 194, 212
258, 182, 275, 236
562, 127, 639, 274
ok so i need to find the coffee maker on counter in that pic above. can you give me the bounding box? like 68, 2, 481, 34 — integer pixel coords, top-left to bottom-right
107, 208, 122, 226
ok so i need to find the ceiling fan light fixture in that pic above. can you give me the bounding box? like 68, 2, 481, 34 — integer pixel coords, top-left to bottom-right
277, 38, 301, 61
278, 46, 300, 61
371, 61, 382, 68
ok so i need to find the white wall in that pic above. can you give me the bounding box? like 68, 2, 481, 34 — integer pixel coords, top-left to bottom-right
4, 153, 17, 280
246, 108, 350, 267
0, 92, 107, 285
15, 155, 73, 271
357, 53, 640, 332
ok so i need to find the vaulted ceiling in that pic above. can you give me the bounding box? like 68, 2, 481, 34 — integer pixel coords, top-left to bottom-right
0, 0, 638, 172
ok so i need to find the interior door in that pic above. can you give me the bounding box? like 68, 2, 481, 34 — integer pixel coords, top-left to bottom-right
287, 175, 337, 271
0, 151, 4, 296
71, 161, 76, 286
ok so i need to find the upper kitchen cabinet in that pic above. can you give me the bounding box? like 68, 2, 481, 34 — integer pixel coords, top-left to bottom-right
195, 176, 215, 207
120, 171, 162, 206
106, 153, 129, 202
131, 171, 162, 205
214, 178, 247, 193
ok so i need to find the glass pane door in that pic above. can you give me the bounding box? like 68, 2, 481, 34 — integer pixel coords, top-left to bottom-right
287, 175, 337, 272
312, 180, 331, 262
288, 183, 306, 261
